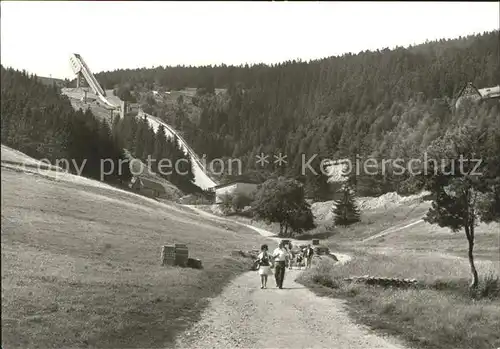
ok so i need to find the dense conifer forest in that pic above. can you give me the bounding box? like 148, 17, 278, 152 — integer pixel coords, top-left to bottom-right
3, 32, 498, 198
0, 66, 131, 184
1, 66, 200, 193
94, 31, 499, 197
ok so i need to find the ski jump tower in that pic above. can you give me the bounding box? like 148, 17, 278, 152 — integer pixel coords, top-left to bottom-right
69, 53, 117, 110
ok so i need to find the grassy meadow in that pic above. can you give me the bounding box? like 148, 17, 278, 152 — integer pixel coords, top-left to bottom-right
1, 154, 270, 348
297, 198, 500, 349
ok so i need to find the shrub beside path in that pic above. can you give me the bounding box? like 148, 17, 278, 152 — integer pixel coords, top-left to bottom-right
175, 206, 408, 349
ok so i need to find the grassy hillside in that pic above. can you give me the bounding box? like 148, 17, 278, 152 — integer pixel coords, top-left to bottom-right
308, 194, 500, 263
1, 146, 270, 349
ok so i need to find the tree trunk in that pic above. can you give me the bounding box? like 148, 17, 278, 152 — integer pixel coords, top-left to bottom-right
284, 224, 288, 237
465, 225, 479, 289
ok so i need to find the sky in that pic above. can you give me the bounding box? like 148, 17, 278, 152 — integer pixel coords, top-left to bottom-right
1, 1, 498, 79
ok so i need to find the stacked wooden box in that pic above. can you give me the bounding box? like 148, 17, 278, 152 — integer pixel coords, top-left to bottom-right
174, 243, 189, 267
161, 245, 176, 266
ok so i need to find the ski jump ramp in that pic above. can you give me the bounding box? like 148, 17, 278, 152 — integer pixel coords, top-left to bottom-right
68, 53, 218, 191
137, 110, 218, 190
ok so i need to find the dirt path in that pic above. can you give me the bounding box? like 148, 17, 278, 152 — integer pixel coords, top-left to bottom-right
175, 206, 408, 349
186, 206, 352, 264
360, 219, 424, 243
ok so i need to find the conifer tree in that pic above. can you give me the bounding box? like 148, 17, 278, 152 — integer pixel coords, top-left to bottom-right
153, 125, 167, 174
332, 185, 361, 227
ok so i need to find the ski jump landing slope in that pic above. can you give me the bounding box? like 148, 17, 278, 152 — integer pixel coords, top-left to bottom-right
137, 110, 218, 190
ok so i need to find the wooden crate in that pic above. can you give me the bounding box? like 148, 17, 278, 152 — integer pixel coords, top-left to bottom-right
174, 243, 189, 267
161, 245, 176, 266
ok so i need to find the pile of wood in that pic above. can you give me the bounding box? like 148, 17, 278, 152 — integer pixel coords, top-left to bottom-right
160, 244, 203, 269
187, 258, 203, 269
230, 250, 259, 259
343, 275, 418, 288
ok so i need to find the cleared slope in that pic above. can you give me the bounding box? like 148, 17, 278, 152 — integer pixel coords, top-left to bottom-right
37, 76, 65, 88
1, 144, 58, 168
1, 147, 268, 349
61, 88, 117, 124
311, 191, 430, 223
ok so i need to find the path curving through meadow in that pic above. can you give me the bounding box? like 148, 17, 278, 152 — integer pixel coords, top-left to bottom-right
174, 206, 408, 349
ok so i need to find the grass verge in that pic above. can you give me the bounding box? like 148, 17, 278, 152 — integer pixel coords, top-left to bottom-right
297, 253, 500, 349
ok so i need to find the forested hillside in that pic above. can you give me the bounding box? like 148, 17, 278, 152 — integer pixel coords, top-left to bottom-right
97, 31, 499, 197
0, 66, 130, 184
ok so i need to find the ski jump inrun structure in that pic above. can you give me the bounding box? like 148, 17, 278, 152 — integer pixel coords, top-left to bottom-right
68, 53, 218, 190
